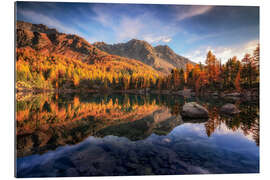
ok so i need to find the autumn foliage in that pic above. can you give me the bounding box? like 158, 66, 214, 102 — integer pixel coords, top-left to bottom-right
16, 44, 259, 94
16, 47, 160, 91
166, 45, 259, 94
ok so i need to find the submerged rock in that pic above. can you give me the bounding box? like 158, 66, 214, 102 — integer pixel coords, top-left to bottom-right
220, 103, 240, 115
181, 102, 209, 118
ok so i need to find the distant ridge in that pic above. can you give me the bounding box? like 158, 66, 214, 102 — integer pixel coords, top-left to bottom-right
94, 39, 196, 74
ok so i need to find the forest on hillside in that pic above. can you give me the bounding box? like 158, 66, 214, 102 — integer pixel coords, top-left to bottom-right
16, 44, 259, 95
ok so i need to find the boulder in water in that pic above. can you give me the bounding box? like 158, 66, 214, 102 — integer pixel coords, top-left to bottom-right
220, 103, 240, 115
181, 102, 209, 118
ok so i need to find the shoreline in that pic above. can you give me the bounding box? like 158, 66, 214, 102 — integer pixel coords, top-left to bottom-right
16, 87, 259, 101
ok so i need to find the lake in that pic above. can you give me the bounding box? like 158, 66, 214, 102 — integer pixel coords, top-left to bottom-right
16, 93, 259, 177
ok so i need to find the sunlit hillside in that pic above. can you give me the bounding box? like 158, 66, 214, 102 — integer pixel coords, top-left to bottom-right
16, 21, 161, 91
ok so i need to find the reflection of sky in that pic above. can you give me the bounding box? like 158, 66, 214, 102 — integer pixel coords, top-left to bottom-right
213, 123, 255, 142
17, 121, 259, 177
171, 123, 259, 157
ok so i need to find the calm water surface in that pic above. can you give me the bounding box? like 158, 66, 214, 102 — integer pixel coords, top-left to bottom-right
16, 93, 259, 177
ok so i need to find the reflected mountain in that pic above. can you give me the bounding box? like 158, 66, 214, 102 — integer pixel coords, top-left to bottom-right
96, 109, 183, 141
16, 93, 259, 158
16, 93, 182, 157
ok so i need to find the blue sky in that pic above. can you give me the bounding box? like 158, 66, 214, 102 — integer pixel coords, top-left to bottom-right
16, 2, 259, 63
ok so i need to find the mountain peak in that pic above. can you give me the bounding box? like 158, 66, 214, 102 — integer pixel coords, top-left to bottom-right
17, 21, 60, 35
128, 38, 147, 43
126, 39, 152, 48
93, 41, 107, 46
94, 39, 195, 74
16, 21, 103, 61
155, 45, 174, 54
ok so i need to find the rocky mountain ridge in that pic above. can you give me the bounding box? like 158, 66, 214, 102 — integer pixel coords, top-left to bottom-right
16, 21, 160, 77
94, 39, 195, 74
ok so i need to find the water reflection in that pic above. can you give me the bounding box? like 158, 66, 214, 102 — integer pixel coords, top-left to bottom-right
16, 93, 259, 177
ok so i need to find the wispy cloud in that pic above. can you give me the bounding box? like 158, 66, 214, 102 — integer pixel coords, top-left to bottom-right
174, 6, 214, 21
183, 39, 259, 63
16, 2, 259, 62
115, 14, 176, 43
114, 16, 144, 41
18, 9, 100, 43
19, 9, 78, 34
91, 5, 114, 28
143, 35, 172, 43
90, 5, 177, 44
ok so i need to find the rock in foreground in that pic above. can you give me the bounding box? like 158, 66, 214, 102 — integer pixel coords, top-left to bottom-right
181, 102, 209, 119
220, 103, 240, 115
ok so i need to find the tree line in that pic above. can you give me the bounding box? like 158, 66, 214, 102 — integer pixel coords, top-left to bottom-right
16, 44, 259, 93
165, 44, 259, 94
